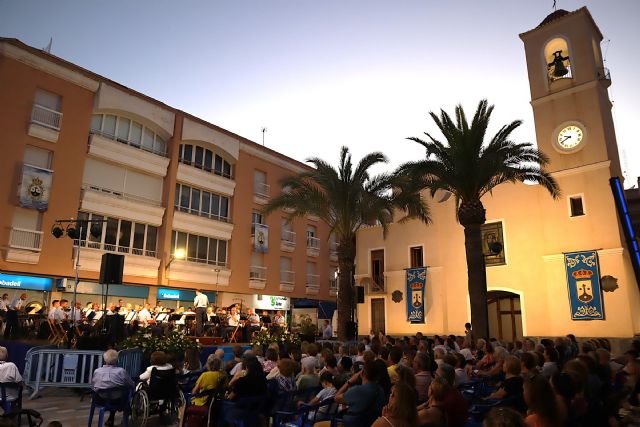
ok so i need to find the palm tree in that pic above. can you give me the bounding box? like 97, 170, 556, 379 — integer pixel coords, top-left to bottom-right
399, 100, 560, 339
263, 146, 430, 341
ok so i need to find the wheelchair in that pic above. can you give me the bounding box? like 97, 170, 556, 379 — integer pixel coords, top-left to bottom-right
131, 368, 185, 427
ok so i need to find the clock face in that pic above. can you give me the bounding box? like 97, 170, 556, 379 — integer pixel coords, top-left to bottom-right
557, 125, 584, 150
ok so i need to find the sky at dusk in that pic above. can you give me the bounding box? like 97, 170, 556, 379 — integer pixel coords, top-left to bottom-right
1, 0, 639, 186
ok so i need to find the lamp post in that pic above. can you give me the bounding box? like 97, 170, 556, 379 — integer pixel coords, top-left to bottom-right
51, 218, 107, 329
214, 268, 220, 307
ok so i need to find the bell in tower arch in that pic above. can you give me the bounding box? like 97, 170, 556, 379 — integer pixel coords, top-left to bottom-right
548, 50, 570, 77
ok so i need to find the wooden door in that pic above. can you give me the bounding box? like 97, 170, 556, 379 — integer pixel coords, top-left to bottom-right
371, 298, 385, 334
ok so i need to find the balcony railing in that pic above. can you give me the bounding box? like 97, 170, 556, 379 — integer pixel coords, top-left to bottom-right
250, 265, 267, 280
307, 236, 320, 250
74, 239, 157, 258
83, 184, 163, 207
597, 66, 611, 81
9, 228, 43, 251
281, 230, 296, 246
174, 205, 230, 223
281, 270, 295, 284
254, 182, 270, 199
90, 129, 168, 157
31, 104, 62, 131
371, 274, 385, 293
306, 274, 319, 287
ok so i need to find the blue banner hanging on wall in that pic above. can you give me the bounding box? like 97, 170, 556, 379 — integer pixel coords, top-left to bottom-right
406, 267, 426, 324
564, 250, 604, 320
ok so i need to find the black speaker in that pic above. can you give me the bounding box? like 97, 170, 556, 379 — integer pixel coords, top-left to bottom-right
99, 253, 124, 284
356, 286, 365, 304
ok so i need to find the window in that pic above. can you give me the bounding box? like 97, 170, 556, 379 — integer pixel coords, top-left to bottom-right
371, 250, 385, 292
77, 211, 158, 257
90, 114, 166, 156
481, 221, 506, 266
570, 196, 585, 217
410, 246, 424, 268
307, 262, 318, 286
174, 183, 230, 222
252, 211, 264, 225
280, 257, 294, 284
254, 170, 269, 197
170, 230, 227, 266
178, 143, 233, 179
32, 89, 62, 130
307, 225, 319, 249
24, 145, 52, 169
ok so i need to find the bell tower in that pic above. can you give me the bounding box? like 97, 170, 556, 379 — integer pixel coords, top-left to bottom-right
519, 7, 622, 179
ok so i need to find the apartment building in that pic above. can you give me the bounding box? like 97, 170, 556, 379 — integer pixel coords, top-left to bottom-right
0, 38, 338, 311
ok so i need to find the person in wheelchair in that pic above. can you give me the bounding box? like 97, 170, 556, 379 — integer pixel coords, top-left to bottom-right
132, 355, 184, 427
139, 351, 173, 384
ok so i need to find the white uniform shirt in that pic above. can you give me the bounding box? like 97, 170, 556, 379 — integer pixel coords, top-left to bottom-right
228, 313, 240, 327
0, 299, 8, 311
9, 297, 23, 311
137, 309, 152, 324
194, 293, 209, 308
53, 307, 67, 321
0, 362, 22, 401
47, 307, 58, 320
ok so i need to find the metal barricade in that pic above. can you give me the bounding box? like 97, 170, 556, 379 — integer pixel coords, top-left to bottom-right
117, 347, 143, 380
23, 347, 103, 399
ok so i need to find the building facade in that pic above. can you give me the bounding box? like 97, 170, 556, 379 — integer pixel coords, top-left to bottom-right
0, 38, 338, 311
355, 8, 640, 340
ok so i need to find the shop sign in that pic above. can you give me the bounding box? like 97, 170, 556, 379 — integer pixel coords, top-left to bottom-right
253, 294, 289, 311
0, 273, 53, 291
157, 288, 216, 303
564, 250, 604, 320
158, 288, 181, 300
406, 267, 426, 324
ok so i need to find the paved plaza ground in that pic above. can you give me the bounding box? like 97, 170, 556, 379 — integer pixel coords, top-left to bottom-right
22, 388, 173, 427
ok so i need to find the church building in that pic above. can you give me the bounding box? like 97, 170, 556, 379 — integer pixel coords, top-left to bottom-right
355, 7, 640, 341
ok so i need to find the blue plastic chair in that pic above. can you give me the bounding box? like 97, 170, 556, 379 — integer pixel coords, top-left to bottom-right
223, 395, 266, 427
88, 386, 133, 427
0, 382, 23, 426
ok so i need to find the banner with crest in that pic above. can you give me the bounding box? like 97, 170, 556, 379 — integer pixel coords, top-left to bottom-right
406, 267, 426, 324
564, 250, 604, 320
19, 164, 53, 211
254, 223, 269, 253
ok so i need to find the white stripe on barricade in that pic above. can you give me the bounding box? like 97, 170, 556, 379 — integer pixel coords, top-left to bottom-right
23, 347, 104, 399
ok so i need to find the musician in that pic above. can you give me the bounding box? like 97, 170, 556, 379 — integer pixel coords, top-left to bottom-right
105, 303, 117, 316
48, 300, 60, 321
82, 302, 93, 315
70, 302, 83, 324
261, 310, 272, 328
117, 299, 126, 314
226, 306, 240, 340
86, 303, 100, 325
246, 308, 261, 341
137, 303, 153, 327
272, 310, 285, 336
194, 289, 209, 337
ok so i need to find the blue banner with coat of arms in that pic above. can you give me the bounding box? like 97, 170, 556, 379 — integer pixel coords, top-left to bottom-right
406, 267, 426, 324
19, 164, 52, 211
564, 250, 604, 320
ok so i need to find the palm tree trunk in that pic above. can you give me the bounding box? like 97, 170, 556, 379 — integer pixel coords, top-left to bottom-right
337, 258, 355, 341
464, 223, 489, 340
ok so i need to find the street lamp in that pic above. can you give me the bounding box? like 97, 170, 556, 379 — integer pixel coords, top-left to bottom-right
166, 248, 186, 270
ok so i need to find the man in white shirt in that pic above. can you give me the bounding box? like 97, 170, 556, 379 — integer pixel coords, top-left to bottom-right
194, 289, 208, 337
48, 300, 60, 321
322, 319, 333, 339
137, 303, 152, 326
245, 308, 260, 341
226, 306, 240, 340
4, 293, 27, 340
0, 347, 22, 402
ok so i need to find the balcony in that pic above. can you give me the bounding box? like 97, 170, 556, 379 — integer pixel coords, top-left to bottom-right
88, 133, 170, 177
176, 163, 235, 198
330, 242, 338, 261
72, 239, 161, 279
166, 259, 231, 286
249, 265, 267, 290
306, 273, 320, 295
597, 67, 611, 87
173, 209, 233, 241
329, 278, 338, 297
281, 230, 296, 252
81, 185, 165, 227
253, 182, 270, 205
5, 228, 43, 264
28, 104, 62, 143
280, 270, 295, 293
306, 236, 320, 257
371, 274, 385, 293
